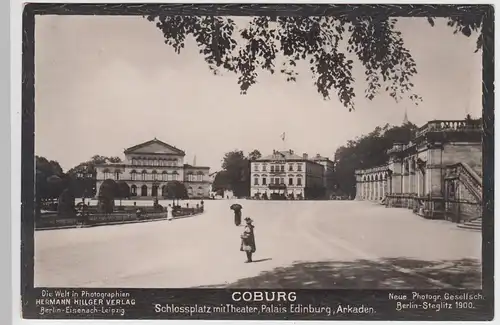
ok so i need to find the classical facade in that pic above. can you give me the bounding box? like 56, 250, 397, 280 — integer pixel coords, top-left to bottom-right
95, 139, 211, 199
250, 150, 334, 199
355, 119, 482, 222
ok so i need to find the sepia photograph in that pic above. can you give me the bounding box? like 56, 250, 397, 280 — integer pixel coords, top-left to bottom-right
33, 12, 484, 290
21, 3, 493, 321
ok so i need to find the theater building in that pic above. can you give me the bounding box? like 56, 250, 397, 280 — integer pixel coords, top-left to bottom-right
355, 119, 482, 223
250, 150, 334, 199
95, 138, 211, 199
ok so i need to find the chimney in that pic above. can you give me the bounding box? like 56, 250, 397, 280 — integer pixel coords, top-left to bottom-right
289, 149, 293, 154
303, 153, 308, 160
273, 149, 276, 154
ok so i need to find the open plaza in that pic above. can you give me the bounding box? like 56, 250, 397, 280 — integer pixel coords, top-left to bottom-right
35, 199, 481, 289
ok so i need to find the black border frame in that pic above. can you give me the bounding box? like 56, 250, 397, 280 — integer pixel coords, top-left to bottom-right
21, 3, 494, 321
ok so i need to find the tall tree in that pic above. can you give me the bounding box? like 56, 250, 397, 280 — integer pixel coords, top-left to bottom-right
333, 122, 418, 196
147, 14, 482, 110
220, 150, 251, 198
248, 149, 262, 161
67, 155, 123, 197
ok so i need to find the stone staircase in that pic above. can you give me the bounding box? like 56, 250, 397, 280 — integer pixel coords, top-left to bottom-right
457, 217, 482, 231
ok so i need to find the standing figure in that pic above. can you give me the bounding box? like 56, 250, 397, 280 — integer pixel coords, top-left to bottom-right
167, 204, 174, 221
230, 203, 243, 226
234, 209, 242, 226
240, 217, 256, 263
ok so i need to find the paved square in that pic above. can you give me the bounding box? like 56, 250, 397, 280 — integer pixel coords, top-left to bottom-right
35, 200, 481, 289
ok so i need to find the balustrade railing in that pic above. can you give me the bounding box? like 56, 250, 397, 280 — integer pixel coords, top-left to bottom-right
445, 162, 482, 201
416, 119, 482, 138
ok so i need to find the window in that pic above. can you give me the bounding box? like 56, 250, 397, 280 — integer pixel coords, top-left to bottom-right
270, 166, 275, 172
172, 173, 178, 181
297, 178, 302, 186
298, 164, 303, 171
280, 178, 284, 184
289, 164, 293, 171
254, 177, 259, 185
275, 178, 279, 184
262, 178, 267, 185
142, 170, 147, 181
103, 172, 109, 179
254, 164, 259, 172
131, 171, 137, 180
281, 165, 285, 172
262, 164, 267, 171
154, 159, 158, 166
289, 178, 293, 185
131, 185, 137, 195
162, 172, 167, 181
198, 174, 203, 181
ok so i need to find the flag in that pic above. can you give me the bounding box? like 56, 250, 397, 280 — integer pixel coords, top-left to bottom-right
280, 132, 286, 141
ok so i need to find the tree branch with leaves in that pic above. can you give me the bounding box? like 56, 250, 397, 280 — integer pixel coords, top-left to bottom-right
146, 14, 481, 110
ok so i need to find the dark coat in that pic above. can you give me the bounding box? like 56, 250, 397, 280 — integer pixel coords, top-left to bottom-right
240, 224, 256, 253
234, 210, 242, 226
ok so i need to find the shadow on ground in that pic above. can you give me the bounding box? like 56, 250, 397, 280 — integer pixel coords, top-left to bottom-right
197, 258, 481, 289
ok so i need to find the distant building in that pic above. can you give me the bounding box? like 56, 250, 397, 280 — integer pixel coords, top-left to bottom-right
249, 149, 334, 199
95, 138, 211, 199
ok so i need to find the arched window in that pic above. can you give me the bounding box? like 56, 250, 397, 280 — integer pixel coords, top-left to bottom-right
141, 170, 147, 181
132, 159, 136, 165
261, 174, 267, 185
131, 185, 137, 195
197, 171, 204, 181
130, 170, 137, 180
162, 185, 168, 197
296, 174, 303, 186
162, 171, 168, 181
114, 169, 121, 180
172, 171, 178, 181
152, 170, 158, 180
141, 185, 148, 196
103, 168, 110, 180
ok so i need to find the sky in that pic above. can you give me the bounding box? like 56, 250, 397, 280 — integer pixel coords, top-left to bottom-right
34, 16, 482, 173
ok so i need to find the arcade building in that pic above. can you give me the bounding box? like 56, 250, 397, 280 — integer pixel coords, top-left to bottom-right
355, 119, 482, 223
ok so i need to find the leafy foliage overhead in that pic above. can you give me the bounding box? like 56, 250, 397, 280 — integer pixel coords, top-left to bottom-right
147, 14, 482, 110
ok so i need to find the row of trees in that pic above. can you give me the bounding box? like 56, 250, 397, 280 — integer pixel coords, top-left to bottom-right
36, 155, 125, 216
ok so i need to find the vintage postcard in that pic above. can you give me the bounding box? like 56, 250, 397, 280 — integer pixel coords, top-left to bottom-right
20, 3, 494, 321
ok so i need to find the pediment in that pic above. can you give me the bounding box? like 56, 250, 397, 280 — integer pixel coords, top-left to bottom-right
124, 139, 185, 155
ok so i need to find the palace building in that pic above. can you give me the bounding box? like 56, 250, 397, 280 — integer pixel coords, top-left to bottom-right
355, 118, 482, 223
94, 138, 211, 199
250, 149, 335, 200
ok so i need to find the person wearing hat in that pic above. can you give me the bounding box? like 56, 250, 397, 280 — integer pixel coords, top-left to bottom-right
240, 217, 256, 263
